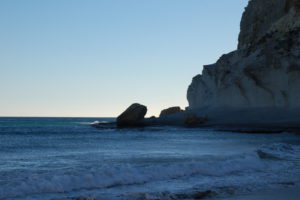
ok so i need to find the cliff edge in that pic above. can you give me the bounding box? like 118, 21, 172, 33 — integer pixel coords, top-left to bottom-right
109, 0, 300, 131
188, 0, 300, 111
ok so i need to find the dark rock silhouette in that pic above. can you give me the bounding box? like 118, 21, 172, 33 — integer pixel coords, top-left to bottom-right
97, 0, 300, 131
184, 114, 207, 127
159, 106, 183, 117
117, 103, 147, 127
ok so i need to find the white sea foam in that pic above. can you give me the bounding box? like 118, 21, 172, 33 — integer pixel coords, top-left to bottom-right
257, 143, 300, 160
1, 143, 300, 200
1, 118, 299, 200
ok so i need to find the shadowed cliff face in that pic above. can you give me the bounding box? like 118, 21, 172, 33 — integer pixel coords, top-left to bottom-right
238, 0, 300, 49
187, 0, 300, 110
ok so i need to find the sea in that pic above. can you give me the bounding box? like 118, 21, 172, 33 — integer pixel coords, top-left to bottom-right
0, 117, 300, 200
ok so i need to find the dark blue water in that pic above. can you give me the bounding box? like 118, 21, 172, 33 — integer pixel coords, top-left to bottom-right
0, 117, 300, 200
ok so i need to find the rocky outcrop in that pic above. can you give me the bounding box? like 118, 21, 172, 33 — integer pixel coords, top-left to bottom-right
159, 106, 183, 117
187, 0, 300, 111
116, 103, 147, 127
238, 0, 300, 49
184, 114, 207, 127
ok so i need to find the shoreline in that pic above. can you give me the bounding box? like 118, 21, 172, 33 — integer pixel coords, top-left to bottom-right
93, 107, 300, 133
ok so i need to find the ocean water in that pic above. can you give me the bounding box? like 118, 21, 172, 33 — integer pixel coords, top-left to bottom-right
0, 117, 300, 200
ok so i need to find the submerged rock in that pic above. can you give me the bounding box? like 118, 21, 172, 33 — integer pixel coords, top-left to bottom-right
175, 190, 216, 199
159, 106, 183, 117
120, 190, 216, 200
117, 103, 147, 127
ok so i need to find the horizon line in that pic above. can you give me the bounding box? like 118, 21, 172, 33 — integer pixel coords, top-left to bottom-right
0, 116, 116, 118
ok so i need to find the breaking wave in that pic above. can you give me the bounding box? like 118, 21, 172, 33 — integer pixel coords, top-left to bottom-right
1, 143, 300, 200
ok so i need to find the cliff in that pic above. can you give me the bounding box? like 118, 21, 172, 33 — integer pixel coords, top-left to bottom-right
187, 0, 300, 111
110, 0, 300, 131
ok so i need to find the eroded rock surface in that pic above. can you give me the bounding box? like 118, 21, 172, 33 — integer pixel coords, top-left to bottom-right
187, 0, 300, 110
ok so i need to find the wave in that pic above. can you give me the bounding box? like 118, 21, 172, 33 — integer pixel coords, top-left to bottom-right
257, 143, 300, 160
1, 143, 300, 200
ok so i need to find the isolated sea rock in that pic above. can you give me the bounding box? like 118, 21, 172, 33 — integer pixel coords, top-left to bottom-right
187, 0, 300, 111
159, 106, 183, 117
117, 103, 147, 127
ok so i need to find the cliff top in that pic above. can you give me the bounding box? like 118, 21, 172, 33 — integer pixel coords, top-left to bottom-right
238, 0, 300, 49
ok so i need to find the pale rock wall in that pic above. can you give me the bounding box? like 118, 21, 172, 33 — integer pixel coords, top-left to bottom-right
187, 0, 300, 110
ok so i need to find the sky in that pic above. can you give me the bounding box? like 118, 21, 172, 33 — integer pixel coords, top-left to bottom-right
0, 0, 249, 117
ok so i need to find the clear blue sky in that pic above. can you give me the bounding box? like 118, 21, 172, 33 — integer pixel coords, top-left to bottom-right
0, 0, 249, 117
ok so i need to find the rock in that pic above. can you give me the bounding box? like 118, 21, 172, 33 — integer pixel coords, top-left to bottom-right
175, 190, 216, 199
184, 114, 207, 127
159, 106, 183, 117
187, 0, 300, 111
145, 116, 158, 125
193, 190, 216, 199
117, 103, 147, 127
239, 0, 300, 49
257, 150, 279, 159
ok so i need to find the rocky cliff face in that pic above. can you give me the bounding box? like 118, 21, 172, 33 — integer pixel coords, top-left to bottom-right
187, 0, 300, 110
